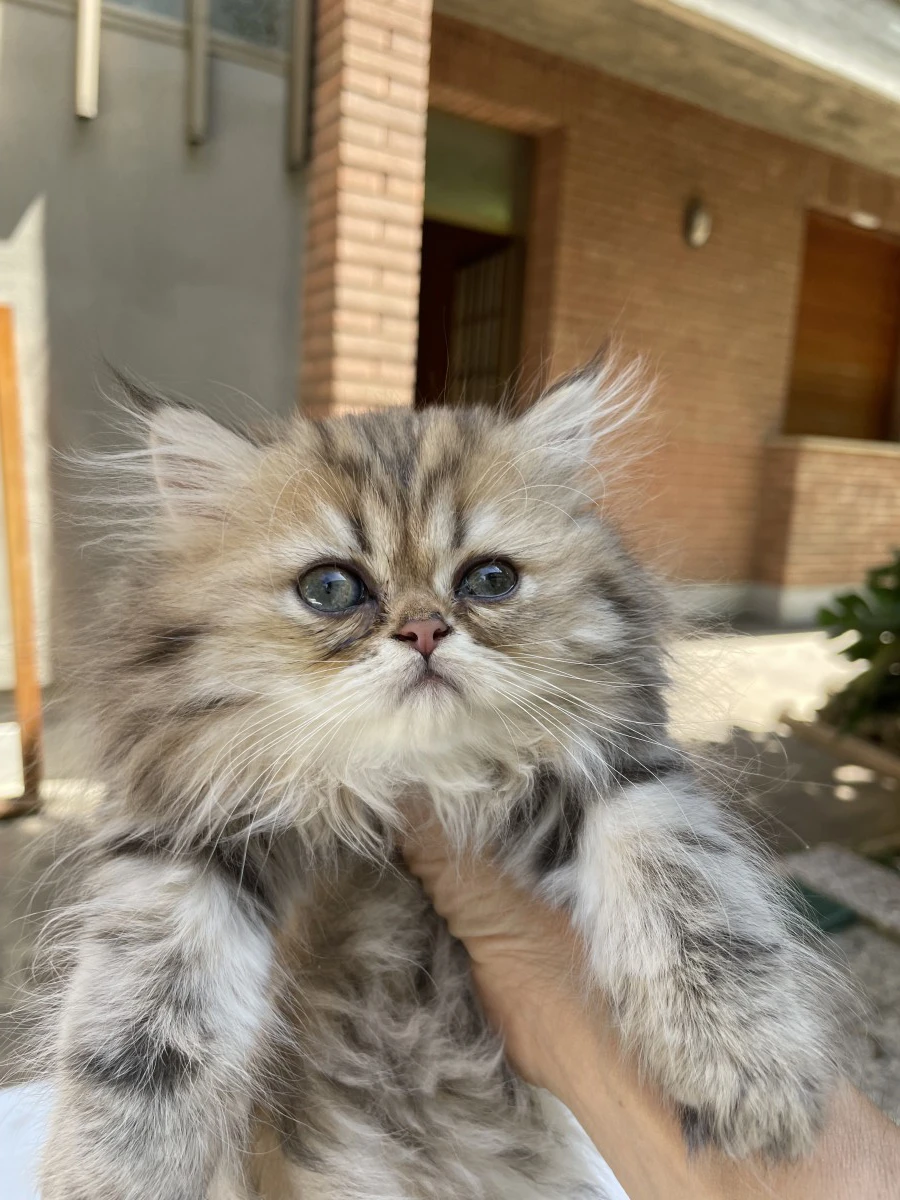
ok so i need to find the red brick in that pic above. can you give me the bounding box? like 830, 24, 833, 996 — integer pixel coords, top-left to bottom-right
300, 0, 431, 414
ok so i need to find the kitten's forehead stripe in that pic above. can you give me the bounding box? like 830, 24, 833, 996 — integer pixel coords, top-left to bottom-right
347, 509, 371, 557
292, 408, 519, 648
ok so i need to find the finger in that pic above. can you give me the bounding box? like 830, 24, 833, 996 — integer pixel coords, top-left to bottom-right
399, 803, 475, 896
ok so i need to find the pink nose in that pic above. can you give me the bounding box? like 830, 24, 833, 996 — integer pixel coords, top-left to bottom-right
394, 617, 451, 658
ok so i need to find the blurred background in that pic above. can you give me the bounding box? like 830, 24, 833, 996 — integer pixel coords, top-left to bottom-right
1, 0, 900, 1183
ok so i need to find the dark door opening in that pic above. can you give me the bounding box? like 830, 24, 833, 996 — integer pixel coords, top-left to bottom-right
416, 110, 532, 409
415, 219, 524, 408
785, 212, 900, 440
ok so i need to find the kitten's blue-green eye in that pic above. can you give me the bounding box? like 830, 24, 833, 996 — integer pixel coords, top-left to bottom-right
297, 565, 367, 613
457, 560, 518, 601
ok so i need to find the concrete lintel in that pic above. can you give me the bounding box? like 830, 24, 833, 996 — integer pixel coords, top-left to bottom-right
436, 0, 900, 179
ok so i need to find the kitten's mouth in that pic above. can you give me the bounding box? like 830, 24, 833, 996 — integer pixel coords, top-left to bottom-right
404, 663, 461, 699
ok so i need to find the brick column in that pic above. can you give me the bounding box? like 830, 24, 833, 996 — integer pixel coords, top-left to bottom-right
300, 0, 433, 418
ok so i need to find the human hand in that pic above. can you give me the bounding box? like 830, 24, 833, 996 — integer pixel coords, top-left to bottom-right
403, 821, 900, 1200
402, 820, 593, 1095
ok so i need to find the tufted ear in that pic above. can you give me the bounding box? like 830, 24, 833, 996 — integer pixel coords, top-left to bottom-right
518, 354, 648, 471
112, 372, 261, 519
147, 403, 260, 516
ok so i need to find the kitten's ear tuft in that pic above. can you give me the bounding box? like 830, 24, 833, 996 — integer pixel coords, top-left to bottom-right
107, 366, 169, 418
518, 353, 649, 469
109, 370, 260, 517
148, 404, 260, 516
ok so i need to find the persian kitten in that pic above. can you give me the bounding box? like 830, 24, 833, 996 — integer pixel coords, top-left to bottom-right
40, 361, 840, 1199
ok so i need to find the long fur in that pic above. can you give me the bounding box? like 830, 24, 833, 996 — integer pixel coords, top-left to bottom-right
38, 357, 843, 1199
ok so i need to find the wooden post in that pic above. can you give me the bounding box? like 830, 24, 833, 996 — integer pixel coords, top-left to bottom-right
0, 308, 43, 818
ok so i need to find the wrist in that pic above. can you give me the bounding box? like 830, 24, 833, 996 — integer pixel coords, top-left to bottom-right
512, 994, 723, 1200
498, 979, 601, 1102
536, 1000, 614, 1113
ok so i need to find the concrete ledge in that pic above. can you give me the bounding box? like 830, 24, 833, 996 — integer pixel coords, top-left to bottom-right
785, 844, 900, 940
744, 583, 851, 627
436, 0, 900, 178
768, 435, 900, 461
672, 582, 755, 623
673, 581, 850, 627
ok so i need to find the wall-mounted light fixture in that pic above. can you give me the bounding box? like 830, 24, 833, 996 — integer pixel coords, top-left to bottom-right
849, 210, 882, 231
683, 198, 712, 248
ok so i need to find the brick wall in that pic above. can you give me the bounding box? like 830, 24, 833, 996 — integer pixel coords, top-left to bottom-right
300, 0, 433, 417
756, 437, 900, 588
429, 16, 900, 587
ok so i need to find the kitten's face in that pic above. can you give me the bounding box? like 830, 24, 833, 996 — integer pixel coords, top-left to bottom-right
114, 363, 664, 806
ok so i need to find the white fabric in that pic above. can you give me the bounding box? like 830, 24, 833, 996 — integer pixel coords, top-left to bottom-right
0, 1083, 51, 1200
594, 1152, 630, 1198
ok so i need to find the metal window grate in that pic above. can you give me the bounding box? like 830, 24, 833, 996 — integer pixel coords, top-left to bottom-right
448, 244, 524, 408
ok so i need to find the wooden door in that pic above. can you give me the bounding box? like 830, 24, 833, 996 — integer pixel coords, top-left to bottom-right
785, 212, 900, 440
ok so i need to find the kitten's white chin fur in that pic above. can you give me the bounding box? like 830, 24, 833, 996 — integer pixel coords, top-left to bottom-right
396, 674, 460, 714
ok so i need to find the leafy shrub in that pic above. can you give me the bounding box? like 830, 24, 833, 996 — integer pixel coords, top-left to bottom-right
817, 551, 900, 752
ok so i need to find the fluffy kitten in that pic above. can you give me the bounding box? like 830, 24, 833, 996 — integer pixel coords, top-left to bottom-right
41, 360, 841, 1199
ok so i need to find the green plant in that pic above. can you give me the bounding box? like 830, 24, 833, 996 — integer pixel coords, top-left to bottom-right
817, 551, 900, 750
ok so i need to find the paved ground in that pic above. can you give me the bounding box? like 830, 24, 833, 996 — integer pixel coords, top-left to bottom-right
678, 630, 900, 1119
669, 630, 900, 854
832, 922, 900, 1120
1, 628, 899, 1117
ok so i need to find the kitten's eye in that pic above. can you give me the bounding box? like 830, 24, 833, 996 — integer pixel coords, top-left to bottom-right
297, 565, 367, 613
456, 560, 518, 601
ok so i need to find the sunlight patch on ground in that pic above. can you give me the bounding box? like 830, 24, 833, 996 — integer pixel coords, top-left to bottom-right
669, 630, 863, 744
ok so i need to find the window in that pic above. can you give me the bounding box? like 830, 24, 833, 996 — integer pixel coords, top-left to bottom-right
785, 212, 900, 441
113, 0, 291, 49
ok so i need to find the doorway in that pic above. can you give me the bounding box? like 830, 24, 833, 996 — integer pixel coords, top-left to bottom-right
415, 111, 532, 409
415, 220, 524, 408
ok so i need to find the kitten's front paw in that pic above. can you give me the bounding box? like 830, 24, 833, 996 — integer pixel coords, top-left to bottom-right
672, 1054, 830, 1161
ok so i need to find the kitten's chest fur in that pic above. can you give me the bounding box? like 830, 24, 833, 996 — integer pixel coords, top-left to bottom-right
249, 859, 604, 1200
